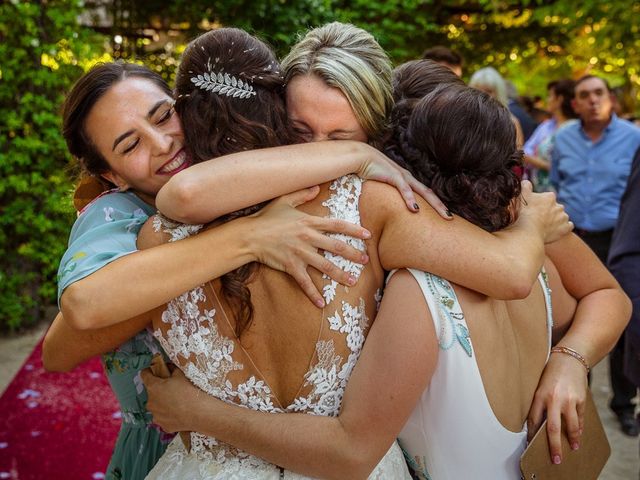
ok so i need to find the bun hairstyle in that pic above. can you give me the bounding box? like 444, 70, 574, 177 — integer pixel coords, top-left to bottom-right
386, 83, 522, 232
175, 28, 296, 335
388, 60, 465, 141
392, 60, 465, 104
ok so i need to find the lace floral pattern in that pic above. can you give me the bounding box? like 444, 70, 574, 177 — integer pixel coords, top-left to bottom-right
152, 214, 203, 242
149, 435, 409, 479
155, 288, 244, 398
320, 175, 366, 304
151, 175, 397, 476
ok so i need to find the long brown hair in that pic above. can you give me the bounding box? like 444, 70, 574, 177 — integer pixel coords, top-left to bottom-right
175, 28, 298, 335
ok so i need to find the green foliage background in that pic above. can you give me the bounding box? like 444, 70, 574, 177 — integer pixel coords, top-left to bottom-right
107, 0, 640, 98
1, 0, 638, 330
0, 0, 105, 330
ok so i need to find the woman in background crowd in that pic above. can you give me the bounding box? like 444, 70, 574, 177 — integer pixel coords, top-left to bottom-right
523, 79, 577, 191
469, 66, 525, 149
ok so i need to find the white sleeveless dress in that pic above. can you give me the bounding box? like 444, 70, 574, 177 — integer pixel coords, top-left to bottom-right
397, 268, 553, 480
145, 175, 411, 479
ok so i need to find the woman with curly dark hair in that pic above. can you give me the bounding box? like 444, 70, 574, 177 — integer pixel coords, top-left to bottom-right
383, 82, 607, 479
383, 70, 625, 477
386, 83, 524, 233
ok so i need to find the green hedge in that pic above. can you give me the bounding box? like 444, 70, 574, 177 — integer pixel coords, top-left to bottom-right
0, 0, 103, 331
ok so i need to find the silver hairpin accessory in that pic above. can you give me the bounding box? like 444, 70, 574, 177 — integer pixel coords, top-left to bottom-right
191, 71, 256, 99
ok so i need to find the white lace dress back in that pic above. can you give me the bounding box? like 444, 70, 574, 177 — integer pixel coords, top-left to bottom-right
397, 268, 553, 480
145, 175, 411, 480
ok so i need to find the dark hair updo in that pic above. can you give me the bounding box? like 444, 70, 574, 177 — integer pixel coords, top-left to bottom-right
175, 27, 297, 163
175, 28, 297, 336
386, 83, 522, 232
392, 59, 465, 105
62, 62, 171, 184
388, 60, 465, 142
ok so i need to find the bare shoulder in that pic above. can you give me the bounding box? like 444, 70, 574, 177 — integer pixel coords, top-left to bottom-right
361, 180, 402, 210
361, 180, 442, 219
360, 180, 446, 238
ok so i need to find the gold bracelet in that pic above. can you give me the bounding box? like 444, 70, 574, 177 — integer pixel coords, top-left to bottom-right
550, 346, 590, 374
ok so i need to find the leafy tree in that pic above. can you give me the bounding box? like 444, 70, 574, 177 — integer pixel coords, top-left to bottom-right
97, 0, 337, 83
0, 0, 104, 330
109, 0, 640, 101
332, 0, 639, 98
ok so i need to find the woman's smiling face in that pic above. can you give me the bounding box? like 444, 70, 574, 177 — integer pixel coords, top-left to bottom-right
286, 73, 368, 144
84, 77, 189, 203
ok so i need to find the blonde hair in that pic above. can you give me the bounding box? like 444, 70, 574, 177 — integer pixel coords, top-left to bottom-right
282, 22, 393, 145
469, 67, 508, 107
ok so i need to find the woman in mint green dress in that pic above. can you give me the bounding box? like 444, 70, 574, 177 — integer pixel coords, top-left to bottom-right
57, 189, 174, 479
47, 61, 432, 479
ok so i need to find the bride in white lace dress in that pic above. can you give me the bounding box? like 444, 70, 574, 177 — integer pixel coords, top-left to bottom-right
140, 28, 570, 479
146, 174, 410, 479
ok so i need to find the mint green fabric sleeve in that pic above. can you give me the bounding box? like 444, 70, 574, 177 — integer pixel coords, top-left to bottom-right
57, 191, 156, 303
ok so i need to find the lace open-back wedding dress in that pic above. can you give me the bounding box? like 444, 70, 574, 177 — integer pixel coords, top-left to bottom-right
145, 175, 411, 479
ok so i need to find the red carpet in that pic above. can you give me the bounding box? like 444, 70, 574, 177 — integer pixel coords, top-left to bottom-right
0, 337, 120, 480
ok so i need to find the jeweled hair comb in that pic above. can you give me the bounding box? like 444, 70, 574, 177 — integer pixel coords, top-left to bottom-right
190, 71, 256, 99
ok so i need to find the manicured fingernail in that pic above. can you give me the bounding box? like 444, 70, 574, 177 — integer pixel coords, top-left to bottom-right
413, 202, 420, 211
361, 229, 372, 239
315, 298, 325, 308
571, 442, 579, 451
553, 455, 561, 465
347, 275, 357, 286
361, 254, 369, 263
446, 209, 453, 217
